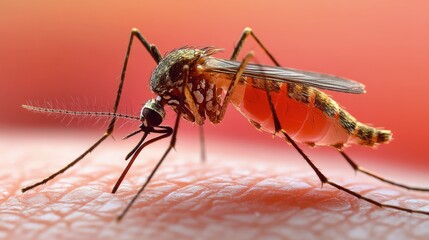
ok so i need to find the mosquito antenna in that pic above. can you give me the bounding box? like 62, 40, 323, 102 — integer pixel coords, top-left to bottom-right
22, 104, 140, 121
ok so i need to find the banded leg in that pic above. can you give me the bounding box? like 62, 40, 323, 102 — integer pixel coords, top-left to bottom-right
117, 65, 191, 221
264, 87, 429, 215
22, 28, 161, 192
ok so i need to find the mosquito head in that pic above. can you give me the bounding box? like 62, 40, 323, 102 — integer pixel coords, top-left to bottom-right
140, 97, 165, 127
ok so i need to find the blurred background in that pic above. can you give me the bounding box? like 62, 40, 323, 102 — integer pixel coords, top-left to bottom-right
1, 1, 429, 177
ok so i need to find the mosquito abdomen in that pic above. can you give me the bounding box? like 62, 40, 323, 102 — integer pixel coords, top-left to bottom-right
226, 78, 392, 148
350, 122, 392, 146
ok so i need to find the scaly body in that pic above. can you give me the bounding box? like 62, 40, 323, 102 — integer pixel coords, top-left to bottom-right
151, 47, 392, 148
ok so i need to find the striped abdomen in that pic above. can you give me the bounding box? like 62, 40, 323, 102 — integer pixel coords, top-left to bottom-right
223, 77, 392, 148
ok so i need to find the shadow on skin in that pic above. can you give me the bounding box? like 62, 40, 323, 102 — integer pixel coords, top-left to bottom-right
1, 135, 429, 240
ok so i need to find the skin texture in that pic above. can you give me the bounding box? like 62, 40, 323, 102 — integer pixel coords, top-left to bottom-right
1, 132, 429, 240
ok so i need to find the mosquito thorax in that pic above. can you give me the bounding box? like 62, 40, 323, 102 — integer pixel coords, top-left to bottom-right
149, 47, 223, 96
150, 48, 205, 94
140, 98, 165, 127
149, 47, 222, 125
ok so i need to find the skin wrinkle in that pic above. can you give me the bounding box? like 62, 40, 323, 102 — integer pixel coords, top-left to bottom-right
1, 135, 429, 239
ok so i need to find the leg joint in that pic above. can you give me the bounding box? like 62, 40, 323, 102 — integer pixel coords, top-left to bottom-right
131, 28, 140, 34
243, 27, 252, 34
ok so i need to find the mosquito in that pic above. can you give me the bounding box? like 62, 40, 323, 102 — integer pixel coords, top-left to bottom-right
22, 27, 429, 221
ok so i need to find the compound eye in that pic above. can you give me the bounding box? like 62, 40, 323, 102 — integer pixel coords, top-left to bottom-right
140, 99, 165, 127
142, 108, 163, 126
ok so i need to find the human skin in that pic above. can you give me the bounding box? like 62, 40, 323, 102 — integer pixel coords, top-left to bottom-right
1, 132, 429, 240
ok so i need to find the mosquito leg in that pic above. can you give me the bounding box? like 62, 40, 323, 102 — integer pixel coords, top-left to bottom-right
193, 28, 278, 163
234, 28, 429, 212
230, 27, 429, 215
216, 52, 254, 122
193, 28, 279, 162
117, 65, 191, 221
199, 126, 206, 163
181, 73, 206, 162
130, 28, 163, 63
233, 28, 429, 194
338, 150, 429, 192
21, 29, 161, 192
231, 27, 281, 66
263, 82, 282, 134
263, 88, 429, 215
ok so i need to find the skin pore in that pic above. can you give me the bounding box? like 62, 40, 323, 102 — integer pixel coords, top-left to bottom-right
1, 131, 429, 240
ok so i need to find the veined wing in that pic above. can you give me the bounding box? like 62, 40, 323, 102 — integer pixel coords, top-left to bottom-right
204, 57, 365, 94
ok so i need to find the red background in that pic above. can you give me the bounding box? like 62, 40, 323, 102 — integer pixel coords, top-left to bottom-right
1, 1, 429, 174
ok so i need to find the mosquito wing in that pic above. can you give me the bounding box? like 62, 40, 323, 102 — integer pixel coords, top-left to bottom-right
204, 57, 365, 94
